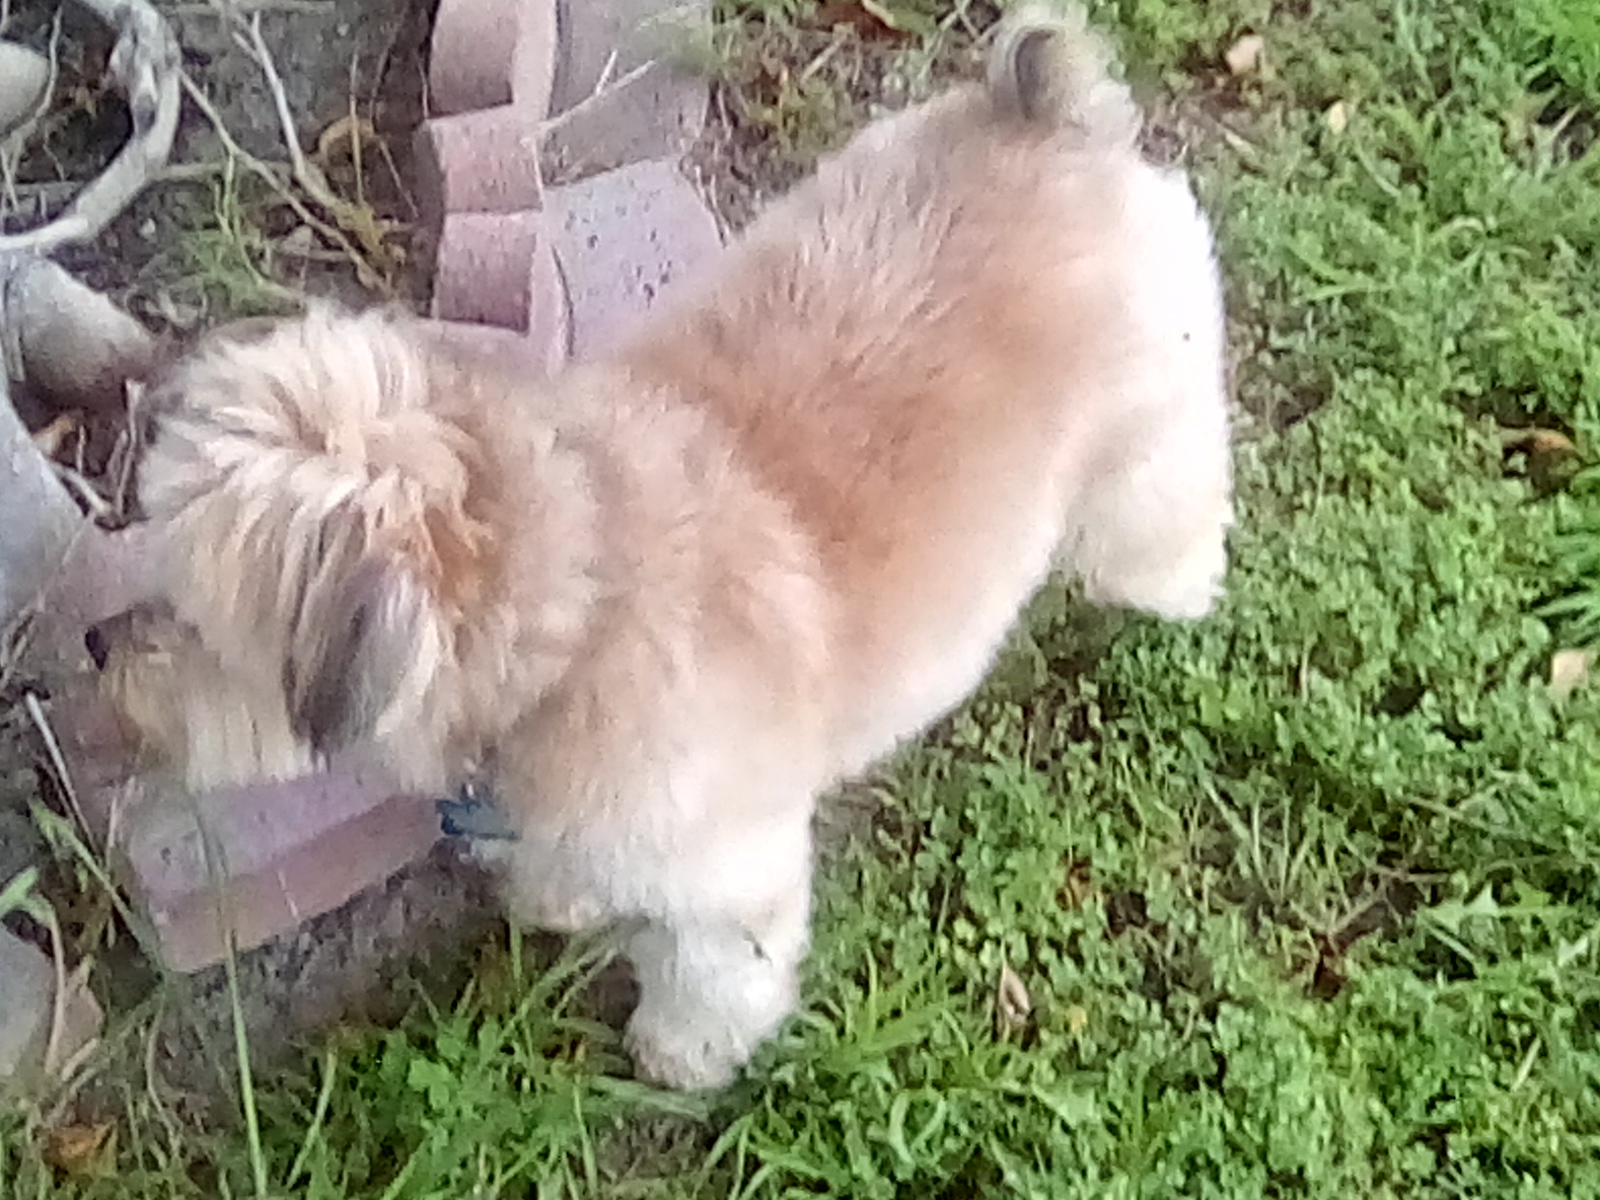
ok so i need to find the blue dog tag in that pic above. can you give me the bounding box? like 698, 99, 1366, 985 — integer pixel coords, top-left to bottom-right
436, 782, 518, 841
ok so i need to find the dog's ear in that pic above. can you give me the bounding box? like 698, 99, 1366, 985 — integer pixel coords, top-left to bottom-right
280, 511, 444, 759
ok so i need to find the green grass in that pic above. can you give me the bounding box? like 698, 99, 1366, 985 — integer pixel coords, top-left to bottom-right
11, 0, 1600, 1194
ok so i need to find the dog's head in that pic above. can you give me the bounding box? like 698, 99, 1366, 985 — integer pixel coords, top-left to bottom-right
87, 599, 320, 790
88, 305, 502, 792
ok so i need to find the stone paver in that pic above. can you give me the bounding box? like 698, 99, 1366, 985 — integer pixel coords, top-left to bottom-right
425, 0, 522, 116
542, 0, 710, 178
423, 310, 569, 379
118, 771, 440, 973
432, 210, 566, 343
511, 0, 559, 117
545, 156, 722, 359
52, 689, 441, 974
414, 105, 545, 219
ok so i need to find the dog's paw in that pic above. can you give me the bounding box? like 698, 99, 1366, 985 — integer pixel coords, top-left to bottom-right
624, 1009, 749, 1092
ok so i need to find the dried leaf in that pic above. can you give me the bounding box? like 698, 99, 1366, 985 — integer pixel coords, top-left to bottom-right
1502, 427, 1581, 492
1224, 34, 1265, 77
1502, 426, 1577, 456
1060, 858, 1093, 908
315, 114, 378, 165
1325, 99, 1351, 135
1550, 648, 1594, 701
995, 961, 1032, 1036
42, 1123, 116, 1178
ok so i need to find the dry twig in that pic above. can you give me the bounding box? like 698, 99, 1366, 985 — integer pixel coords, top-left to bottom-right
228, 8, 400, 287
23, 691, 93, 849
539, 51, 658, 139
0, 0, 182, 255
178, 72, 384, 291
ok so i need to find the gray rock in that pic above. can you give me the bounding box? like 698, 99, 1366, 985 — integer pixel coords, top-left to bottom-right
0, 927, 101, 1093
6, 257, 161, 417
0, 42, 50, 140
0, 929, 52, 1086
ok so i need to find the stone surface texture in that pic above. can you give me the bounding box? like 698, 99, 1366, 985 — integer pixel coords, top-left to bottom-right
542, 0, 711, 178
546, 156, 722, 359
0, 363, 79, 634
0, 928, 102, 1094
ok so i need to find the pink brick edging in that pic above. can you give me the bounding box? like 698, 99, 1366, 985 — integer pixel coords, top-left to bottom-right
415, 107, 544, 216
53, 686, 440, 974
416, 0, 719, 366
425, 0, 521, 116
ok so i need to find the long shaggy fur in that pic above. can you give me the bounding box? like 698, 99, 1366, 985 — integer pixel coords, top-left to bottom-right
97, 3, 1233, 1090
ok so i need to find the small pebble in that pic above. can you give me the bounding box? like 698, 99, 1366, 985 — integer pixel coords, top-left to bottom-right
0, 42, 50, 140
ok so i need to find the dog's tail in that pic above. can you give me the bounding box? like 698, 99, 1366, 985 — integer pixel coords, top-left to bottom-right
138, 303, 487, 772
987, 2, 1139, 148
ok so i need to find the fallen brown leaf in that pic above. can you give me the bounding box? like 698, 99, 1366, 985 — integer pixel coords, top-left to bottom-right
1506, 428, 1578, 457
812, 0, 911, 39
1060, 858, 1094, 908
315, 114, 379, 165
30, 414, 80, 461
42, 1122, 116, 1178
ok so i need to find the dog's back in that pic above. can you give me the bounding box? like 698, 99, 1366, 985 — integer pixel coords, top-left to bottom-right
624, 4, 1231, 775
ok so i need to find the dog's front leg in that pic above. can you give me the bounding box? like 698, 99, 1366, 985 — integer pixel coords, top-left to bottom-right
493, 837, 615, 935
622, 815, 814, 1091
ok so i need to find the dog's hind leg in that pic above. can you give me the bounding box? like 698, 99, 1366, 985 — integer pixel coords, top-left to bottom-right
621, 812, 814, 1091
1063, 413, 1233, 621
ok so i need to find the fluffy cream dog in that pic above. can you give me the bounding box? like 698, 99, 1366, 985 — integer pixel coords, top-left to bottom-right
91, 2, 1232, 1090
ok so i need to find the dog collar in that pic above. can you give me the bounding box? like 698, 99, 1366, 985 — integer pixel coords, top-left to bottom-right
436, 779, 518, 841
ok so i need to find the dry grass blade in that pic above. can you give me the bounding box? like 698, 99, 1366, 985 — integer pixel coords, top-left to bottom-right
178, 72, 379, 293
539, 52, 657, 139
995, 959, 1032, 1038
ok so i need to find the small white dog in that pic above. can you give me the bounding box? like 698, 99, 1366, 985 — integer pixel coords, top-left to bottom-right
92, 3, 1231, 1089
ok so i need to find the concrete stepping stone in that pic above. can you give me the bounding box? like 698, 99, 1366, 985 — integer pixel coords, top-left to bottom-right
545, 156, 722, 360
